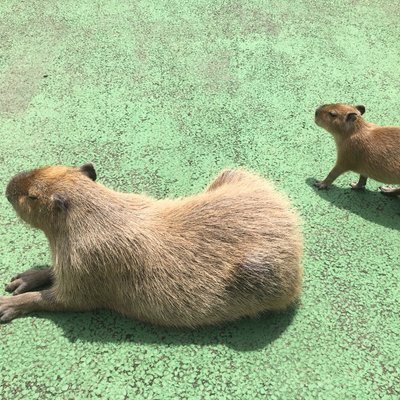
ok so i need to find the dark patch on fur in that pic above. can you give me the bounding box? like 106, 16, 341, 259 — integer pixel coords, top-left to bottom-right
226, 257, 282, 300
53, 193, 69, 211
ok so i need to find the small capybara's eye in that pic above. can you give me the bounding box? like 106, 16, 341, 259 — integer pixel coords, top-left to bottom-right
329, 111, 337, 118
28, 195, 38, 200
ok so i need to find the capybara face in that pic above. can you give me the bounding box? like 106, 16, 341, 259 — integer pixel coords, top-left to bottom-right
315, 103, 366, 135
5, 164, 96, 229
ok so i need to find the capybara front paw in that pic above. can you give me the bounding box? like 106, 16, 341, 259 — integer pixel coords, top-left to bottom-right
0, 296, 24, 323
5, 268, 51, 295
379, 186, 400, 196
313, 181, 329, 190
350, 182, 366, 190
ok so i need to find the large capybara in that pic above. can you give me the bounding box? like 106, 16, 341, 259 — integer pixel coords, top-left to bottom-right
2, 164, 303, 327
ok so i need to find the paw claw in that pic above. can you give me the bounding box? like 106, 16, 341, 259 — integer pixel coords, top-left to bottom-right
13, 284, 28, 296
5, 280, 19, 293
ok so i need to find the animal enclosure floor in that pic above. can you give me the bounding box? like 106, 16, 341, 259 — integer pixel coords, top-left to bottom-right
0, 1, 399, 398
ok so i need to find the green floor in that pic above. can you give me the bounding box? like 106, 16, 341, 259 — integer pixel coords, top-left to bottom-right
1, 0, 399, 398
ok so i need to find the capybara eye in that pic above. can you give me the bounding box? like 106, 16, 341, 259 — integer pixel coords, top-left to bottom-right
28, 195, 38, 200
329, 111, 337, 118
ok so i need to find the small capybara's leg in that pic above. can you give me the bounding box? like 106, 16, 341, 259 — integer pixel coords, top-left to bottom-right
0, 290, 76, 323
314, 164, 347, 190
206, 169, 252, 192
5, 268, 53, 295
350, 175, 368, 190
379, 186, 400, 196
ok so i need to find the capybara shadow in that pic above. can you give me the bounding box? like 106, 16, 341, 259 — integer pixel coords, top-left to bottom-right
306, 178, 400, 230
35, 305, 299, 352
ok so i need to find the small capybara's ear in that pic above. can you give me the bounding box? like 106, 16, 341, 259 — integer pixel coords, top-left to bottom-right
355, 105, 365, 115
80, 163, 97, 181
52, 193, 69, 211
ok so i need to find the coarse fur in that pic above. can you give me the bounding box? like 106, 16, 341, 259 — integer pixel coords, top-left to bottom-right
2, 165, 303, 327
314, 103, 400, 194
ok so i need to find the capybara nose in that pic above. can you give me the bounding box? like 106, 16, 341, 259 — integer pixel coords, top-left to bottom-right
5, 179, 17, 203
5, 171, 29, 204
315, 109, 320, 118
5, 184, 12, 203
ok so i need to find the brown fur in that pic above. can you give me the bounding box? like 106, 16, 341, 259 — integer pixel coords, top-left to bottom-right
314, 103, 400, 193
2, 164, 303, 327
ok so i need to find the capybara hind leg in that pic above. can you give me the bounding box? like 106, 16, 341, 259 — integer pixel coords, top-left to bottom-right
379, 186, 400, 196
0, 289, 77, 322
350, 175, 368, 190
206, 169, 252, 192
5, 268, 53, 295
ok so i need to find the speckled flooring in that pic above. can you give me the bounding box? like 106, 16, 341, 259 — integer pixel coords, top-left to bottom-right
0, 1, 399, 398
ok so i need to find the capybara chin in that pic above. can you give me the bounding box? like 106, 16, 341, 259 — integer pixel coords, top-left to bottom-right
314, 103, 400, 194
1, 164, 303, 327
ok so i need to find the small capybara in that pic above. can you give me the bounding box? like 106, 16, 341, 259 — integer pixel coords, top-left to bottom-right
314, 103, 400, 194
1, 164, 303, 327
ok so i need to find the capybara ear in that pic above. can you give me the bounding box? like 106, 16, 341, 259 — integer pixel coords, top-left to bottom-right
355, 105, 365, 115
346, 112, 358, 122
80, 163, 97, 181
52, 193, 69, 211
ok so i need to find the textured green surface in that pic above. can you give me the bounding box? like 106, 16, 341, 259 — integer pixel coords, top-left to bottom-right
0, 0, 399, 398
